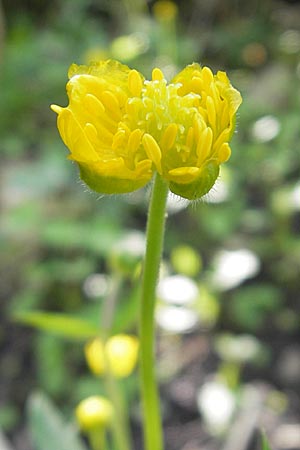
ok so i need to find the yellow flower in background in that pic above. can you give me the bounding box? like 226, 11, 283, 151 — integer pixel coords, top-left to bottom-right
85, 337, 106, 375
105, 334, 139, 377
111, 34, 149, 62
51, 60, 242, 200
76, 396, 113, 431
85, 334, 139, 378
153, 0, 178, 22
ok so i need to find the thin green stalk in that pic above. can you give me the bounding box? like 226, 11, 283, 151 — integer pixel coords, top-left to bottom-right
101, 273, 122, 341
105, 371, 132, 450
140, 173, 169, 450
100, 275, 132, 450
88, 428, 107, 450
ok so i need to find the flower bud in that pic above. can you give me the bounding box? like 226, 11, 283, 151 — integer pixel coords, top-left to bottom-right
106, 334, 139, 378
75, 396, 113, 431
85, 334, 139, 378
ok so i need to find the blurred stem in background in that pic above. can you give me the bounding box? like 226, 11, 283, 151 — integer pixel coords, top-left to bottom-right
122, 0, 148, 15
110, 0, 148, 26
100, 274, 132, 450
153, 1, 178, 65
0, 0, 5, 63
101, 274, 123, 341
140, 173, 169, 450
88, 428, 108, 450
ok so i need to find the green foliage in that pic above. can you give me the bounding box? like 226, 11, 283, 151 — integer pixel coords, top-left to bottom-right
27, 392, 87, 450
34, 335, 71, 397
229, 284, 282, 331
261, 431, 272, 450
13, 311, 98, 340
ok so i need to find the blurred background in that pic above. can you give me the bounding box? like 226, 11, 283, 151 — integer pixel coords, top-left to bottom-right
1, 0, 300, 449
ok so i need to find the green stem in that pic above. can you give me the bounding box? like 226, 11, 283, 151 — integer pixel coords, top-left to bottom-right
88, 428, 107, 450
140, 173, 168, 450
104, 370, 132, 450
101, 273, 122, 341
100, 275, 132, 450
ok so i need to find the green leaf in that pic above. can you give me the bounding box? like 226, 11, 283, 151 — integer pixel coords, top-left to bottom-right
27, 391, 87, 450
13, 311, 98, 340
261, 431, 272, 450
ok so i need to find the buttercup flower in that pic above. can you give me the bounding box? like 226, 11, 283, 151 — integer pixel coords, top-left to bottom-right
85, 334, 139, 378
76, 396, 113, 431
51, 60, 242, 200
153, 1, 178, 22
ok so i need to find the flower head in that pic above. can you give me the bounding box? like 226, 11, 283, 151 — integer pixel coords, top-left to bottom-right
85, 334, 139, 378
75, 396, 113, 431
153, 1, 178, 22
51, 60, 242, 200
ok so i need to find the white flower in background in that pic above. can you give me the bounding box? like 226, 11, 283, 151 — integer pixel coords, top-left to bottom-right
83, 273, 110, 298
279, 29, 300, 54
203, 177, 229, 204
212, 248, 260, 291
203, 167, 231, 204
252, 115, 281, 142
115, 231, 146, 257
166, 191, 189, 214
215, 333, 261, 364
290, 182, 300, 210
197, 379, 236, 433
157, 275, 199, 305
156, 305, 198, 334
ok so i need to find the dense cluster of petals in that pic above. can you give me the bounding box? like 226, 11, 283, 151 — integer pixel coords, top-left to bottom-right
51, 60, 242, 200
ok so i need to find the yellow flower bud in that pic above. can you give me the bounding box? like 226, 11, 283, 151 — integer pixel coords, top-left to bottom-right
171, 245, 202, 277
153, 1, 178, 22
106, 334, 139, 378
85, 334, 139, 378
75, 396, 113, 431
52, 60, 242, 200
85, 338, 106, 376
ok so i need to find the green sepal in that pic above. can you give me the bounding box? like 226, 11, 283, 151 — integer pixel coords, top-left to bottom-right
78, 162, 151, 195
169, 160, 220, 200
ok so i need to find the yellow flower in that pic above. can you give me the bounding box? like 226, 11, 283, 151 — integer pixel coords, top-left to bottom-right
51, 60, 242, 200
75, 396, 113, 431
153, 1, 178, 21
85, 338, 106, 375
85, 334, 139, 378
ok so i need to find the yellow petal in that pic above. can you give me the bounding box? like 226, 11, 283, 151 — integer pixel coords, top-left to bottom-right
218, 143, 231, 162
206, 96, 216, 131
68, 60, 132, 94
84, 123, 98, 144
128, 129, 143, 153
152, 67, 165, 81
169, 161, 220, 200
84, 93, 105, 114
160, 123, 178, 151
168, 166, 200, 183
57, 108, 99, 162
196, 127, 213, 165
51, 104, 63, 114
172, 62, 201, 85
201, 66, 213, 86
142, 133, 162, 174
128, 69, 143, 97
